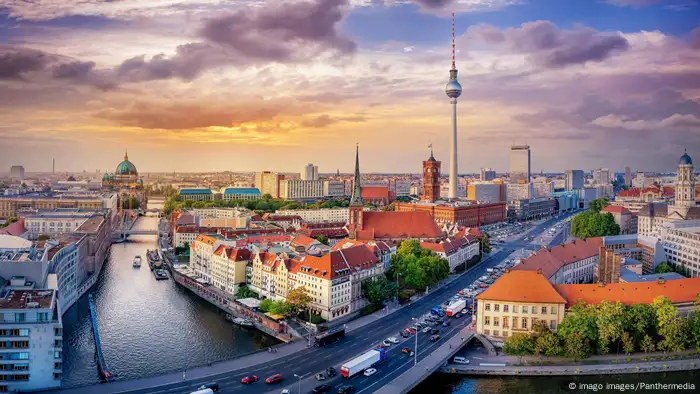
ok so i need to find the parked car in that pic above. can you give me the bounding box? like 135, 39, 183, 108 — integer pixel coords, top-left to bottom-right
382, 339, 392, 347
442, 321, 451, 327
241, 376, 258, 384
337, 384, 355, 394
430, 335, 441, 342
280, 390, 290, 394
313, 384, 332, 393
265, 374, 283, 384
198, 383, 219, 392
402, 347, 412, 354
315, 373, 326, 381
453, 356, 470, 364
400, 331, 409, 338
422, 327, 431, 333
387, 337, 399, 344
364, 368, 377, 377
327, 367, 337, 377
431, 329, 440, 335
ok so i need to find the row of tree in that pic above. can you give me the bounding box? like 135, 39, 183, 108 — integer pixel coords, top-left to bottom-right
503, 296, 700, 362
240, 285, 314, 318
163, 195, 355, 216
570, 198, 620, 238
655, 261, 692, 277
386, 240, 450, 292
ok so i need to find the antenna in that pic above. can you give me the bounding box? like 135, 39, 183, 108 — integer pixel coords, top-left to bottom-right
451, 13, 456, 70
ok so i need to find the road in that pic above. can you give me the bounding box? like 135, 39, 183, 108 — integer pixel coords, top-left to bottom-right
118, 213, 575, 394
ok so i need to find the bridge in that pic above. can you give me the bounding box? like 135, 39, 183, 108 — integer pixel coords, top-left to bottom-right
111, 211, 165, 241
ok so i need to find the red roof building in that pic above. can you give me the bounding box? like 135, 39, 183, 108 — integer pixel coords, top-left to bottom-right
512, 238, 602, 284
349, 211, 444, 242
0, 218, 27, 237
361, 186, 393, 207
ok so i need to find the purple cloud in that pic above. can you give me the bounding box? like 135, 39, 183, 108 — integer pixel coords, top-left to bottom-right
0, 47, 53, 79
52, 60, 96, 79
467, 21, 630, 68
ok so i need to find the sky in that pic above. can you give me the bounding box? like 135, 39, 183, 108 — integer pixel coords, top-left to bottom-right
0, 0, 699, 175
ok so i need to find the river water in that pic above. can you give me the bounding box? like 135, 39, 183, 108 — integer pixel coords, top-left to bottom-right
61, 208, 277, 388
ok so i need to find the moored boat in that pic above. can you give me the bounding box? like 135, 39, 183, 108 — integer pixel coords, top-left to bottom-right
133, 255, 142, 268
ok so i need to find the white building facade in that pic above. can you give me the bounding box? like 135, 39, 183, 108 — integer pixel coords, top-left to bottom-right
273, 208, 350, 223
279, 180, 324, 200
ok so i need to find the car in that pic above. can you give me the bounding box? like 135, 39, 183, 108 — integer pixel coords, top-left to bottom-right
422, 327, 431, 333
406, 328, 416, 334
388, 337, 399, 344
382, 340, 392, 347
241, 375, 258, 384
402, 347, 412, 354
454, 313, 463, 318
312, 384, 332, 393
280, 390, 290, 394
198, 383, 219, 392
376, 344, 384, 349
442, 321, 451, 327
431, 329, 440, 335
337, 384, 355, 394
453, 356, 470, 364
400, 331, 409, 338
265, 374, 283, 384
431, 335, 441, 342
364, 368, 377, 377
315, 373, 326, 381
327, 367, 337, 377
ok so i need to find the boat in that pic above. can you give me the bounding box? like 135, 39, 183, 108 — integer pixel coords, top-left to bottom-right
133, 255, 142, 268
231, 317, 254, 327
146, 249, 162, 271
153, 269, 169, 280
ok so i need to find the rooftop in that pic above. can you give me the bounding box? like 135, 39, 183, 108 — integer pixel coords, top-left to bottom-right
512, 238, 602, 279
0, 235, 32, 250
223, 187, 260, 195
355, 211, 443, 240
619, 267, 685, 283
179, 188, 213, 195
75, 215, 105, 233
554, 277, 700, 307
476, 270, 567, 304
0, 289, 54, 310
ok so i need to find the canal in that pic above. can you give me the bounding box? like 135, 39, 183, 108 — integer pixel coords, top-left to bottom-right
61, 210, 277, 388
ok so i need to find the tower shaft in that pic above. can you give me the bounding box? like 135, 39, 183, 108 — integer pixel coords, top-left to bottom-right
449, 99, 458, 199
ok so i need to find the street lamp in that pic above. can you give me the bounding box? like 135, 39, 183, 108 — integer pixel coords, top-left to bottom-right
411, 317, 419, 367
293, 373, 302, 394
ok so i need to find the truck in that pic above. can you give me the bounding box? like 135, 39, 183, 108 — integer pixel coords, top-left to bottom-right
446, 299, 467, 317
340, 348, 386, 378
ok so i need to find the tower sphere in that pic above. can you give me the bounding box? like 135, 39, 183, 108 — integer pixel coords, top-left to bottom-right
445, 80, 462, 99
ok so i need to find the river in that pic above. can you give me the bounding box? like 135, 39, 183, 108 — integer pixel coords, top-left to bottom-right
61, 205, 277, 388
412, 369, 699, 393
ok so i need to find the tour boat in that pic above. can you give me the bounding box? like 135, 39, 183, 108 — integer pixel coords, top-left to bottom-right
231, 317, 254, 327
133, 255, 142, 268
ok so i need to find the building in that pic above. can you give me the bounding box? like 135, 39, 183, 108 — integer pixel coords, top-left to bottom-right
0, 193, 116, 220
466, 183, 502, 203
475, 270, 567, 339
22, 209, 95, 237
395, 201, 506, 228
211, 246, 251, 295
619, 268, 684, 283
513, 238, 602, 284
101, 151, 144, 189
532, 180, 554, 198
254, 171, 285, 199
507, 197, 556, 222
552, 191, 580, 214
565, 170, 584, 190
509, 145, 531, 184
274, 208, 350, 224
279, 180, 324, 200
601, 205, 637, 234
422, 149, 441, 203
10, 166, 24, 181
506, 182, 533, 201
596, 246, 622, 284
660, 219, 700, 278
332, 239, 396, 271
615, 185, 674, 203
445, 17, 463, 200
480, 168, 496, 181
221, 187, 261, 201
601, 234, 665, 275
301, 164, 319, 181
323, 181, 345, 198
625, 167, 632, 187
420, 235, 480, 273
178, 188, 214, 202
0, 286, 63, 392
593, 168, 611, 185
190, 234, 237, 283
361, 186, 392, 207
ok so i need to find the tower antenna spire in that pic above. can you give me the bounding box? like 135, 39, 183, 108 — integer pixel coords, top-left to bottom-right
451, 13, 456, 70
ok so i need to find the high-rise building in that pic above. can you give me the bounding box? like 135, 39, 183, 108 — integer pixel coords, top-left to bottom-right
10, 165, 25, 180
445, 13, 462, 200
421, 147, 441, 202
279, 180, 324, 200
480, 168, 496, 181
301, 164, 319, 181
509, 145, 531, 184
565, 170, 584, 190
593, 168, 611, 185
624, 167, 631, 187
254, 171, 285, 198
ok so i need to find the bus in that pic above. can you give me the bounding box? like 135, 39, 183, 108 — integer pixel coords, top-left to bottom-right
314, 325, 346, 347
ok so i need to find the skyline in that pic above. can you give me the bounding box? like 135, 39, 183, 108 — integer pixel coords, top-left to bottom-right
1, 0, 699, 173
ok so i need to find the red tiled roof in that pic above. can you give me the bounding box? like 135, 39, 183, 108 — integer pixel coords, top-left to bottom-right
355, 211, 442, 240
361, 186, 390, 200
298, 244, 379, 279
512, 238, 602, 279
476, 270, 567, 304
554, 277, 700, 307
0, 219, 27, 236
602, 206, 632, 215
290, 234, 318, 248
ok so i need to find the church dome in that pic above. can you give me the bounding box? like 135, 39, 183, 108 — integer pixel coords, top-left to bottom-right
116, 151, 138, 176
679, 151, 693, 166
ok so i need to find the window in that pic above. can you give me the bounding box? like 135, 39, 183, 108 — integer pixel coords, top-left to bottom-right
493, 317, 500, 327
494, 304, 500, 312
541, 306, 547, 314
484, 316, 491, 325
38, 312, 49, 322
484, 329, 490, 335
485, 303, 491, 311
522, 306, 527, 314
512, 317, 518, 328
550, 320, 557, 330
503, 305, 509, 313
14, 313, 25, 323
550, 306, 557, 315
531, 306, 537, 314
513, 305, 519, 313
54, 351, 62, 359
522, 318, 528, 329
493, 330, 499, 336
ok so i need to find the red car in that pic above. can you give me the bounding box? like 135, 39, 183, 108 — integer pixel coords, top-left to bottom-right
241, 375, 258, 384
265, 374, 283, 384
401, 347, 412, 354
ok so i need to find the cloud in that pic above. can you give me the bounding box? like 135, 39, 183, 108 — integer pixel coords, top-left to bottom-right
0, 47, 54, 79
466, 21, 630, 68
412, 0, 454, 8
301, 114, 367, 128
605, 0, 666, 7
51, 60, 96, 79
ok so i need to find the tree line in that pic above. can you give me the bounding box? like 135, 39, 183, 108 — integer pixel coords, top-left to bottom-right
163, 194, 352, 216
570, 198, 620, 238
503, 296, 700, 363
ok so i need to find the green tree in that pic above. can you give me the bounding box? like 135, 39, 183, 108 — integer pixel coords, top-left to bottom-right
588, 198, 607, 213
535, 331, 562, 359
564, 333, 592, 361
262, 193, 272, 200
622, 331, 634, 355
236, 285, 258, 299
314, 235, 329, 246
653, 296, 689, 353
626, 303, 657, 346
640, 334, 655, 353
570, 210, 620, 238
388, 240, 449, 291
362, 277, 399, 304
654, 262, 673, 274
557, 301, 599, 347
502, 333, 535, 364
596, 301, 627, 354
285, 286, 312, 315
269, 300, 289, 315
480, 236, 491, 254
259, 299, 273, 313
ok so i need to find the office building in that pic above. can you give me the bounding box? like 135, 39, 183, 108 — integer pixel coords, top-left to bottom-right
220, 187, 261, 201
279, 180, 324, 200
301, 164, 319, 181
625, 167, 631, 187
601, 234, 665, 275
274, 208, 350, 224
507, 197, 556, 222
466, 183, 501, 203
565, 170, 584, 190
0, 193, 117, 220
480, 168, 496, 181
601, 206, 637, 234
593, 168, 611, 185
660, 220, 700, 279
532, 179, 554, 198
395, 201, 506, 228
10, 166, 25, 181
323, 181, 345, 198
509, 145, 531, 184
254, 171, 285, 199
506, 182, 533, 201
22, 209, 95, 237
178, 188, 214, 202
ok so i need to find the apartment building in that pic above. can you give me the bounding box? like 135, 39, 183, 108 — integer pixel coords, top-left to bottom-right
660, 220, 700, 278
0, 193, 116, 220
279, 180, 324, 200
420, 235, 480, 273
211, 247, 251, 295
273, 208, 350, 224
513, 238, 602, 284
22, 209, 94, 237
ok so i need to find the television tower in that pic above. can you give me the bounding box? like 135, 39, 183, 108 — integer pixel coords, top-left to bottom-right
445, 12, 462, 200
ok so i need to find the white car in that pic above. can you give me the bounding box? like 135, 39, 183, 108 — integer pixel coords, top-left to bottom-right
387, 337, 399, 344
382, 339, 392, 347
364, 368, 377, 377
281, 390, 291, 394
461, 309, 467, 314
422, 326, 431, 333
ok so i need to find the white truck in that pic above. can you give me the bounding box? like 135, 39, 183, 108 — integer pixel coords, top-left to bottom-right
340, 348, 386, 378
446, 299, 467, 317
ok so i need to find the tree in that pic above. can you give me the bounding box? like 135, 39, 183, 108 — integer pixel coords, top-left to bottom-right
653, 296, 689, 353
535, 329, 562, 359
570, 210, 620, 238
480, 236, 491, 254
557, 301, 599, 347
502, 333, 535, 364
389, 240, 449, 291
236, 285, 258, 299
640, 334, 655, 353
588, 198, 607, 213
622, 331, 634, 355
285, 286, 312, 315
625, 303, 657, 346
596, 301, 627, 354
314, 235, 329, 246
362, 277, 399, 304
259, 299, 274, 313
269, 300, 289, 315
262, 193, 273, 200
654, 262, 673, 274
564, 333, 592, 361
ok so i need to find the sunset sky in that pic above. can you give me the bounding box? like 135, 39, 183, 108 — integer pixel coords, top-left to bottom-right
1, 0, 699, 174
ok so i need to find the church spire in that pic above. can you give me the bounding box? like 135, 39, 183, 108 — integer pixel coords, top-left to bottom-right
124, 150, 129, 161
350, 144, 362, 206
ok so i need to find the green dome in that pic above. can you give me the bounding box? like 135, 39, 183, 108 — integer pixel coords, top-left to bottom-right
116, 151, 138, 176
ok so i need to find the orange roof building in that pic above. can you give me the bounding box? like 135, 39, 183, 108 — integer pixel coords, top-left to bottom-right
512, 238, 602, 284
